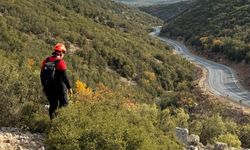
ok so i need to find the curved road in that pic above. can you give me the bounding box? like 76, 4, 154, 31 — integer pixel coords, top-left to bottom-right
150, 27, 250, 107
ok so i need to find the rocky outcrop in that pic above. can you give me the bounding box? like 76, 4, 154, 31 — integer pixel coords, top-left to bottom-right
176, 127, 189, 144
214, 142, 229, 150
176, 127, 249, 150
0, 127, 45, 150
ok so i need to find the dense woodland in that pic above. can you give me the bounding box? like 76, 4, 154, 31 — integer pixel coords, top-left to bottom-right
0, 0, 250, 149
161, 0, 250, 63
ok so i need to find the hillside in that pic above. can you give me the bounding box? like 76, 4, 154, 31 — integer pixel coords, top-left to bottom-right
0, 0, 195, 149
161, 0, 250, 63
114, 0, 189, 6
140, 1, 193, 21
0, 0, 250, 149
159, 0, 250, 90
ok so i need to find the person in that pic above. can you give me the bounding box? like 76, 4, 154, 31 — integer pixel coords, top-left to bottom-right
40, 43, 73, 119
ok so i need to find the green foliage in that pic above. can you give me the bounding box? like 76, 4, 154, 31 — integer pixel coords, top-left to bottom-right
215, 133, 241, 148
0, 0, 196, 104
200, 114, 227, 144
199, 114, 242, 146
159, 91, 196, 110
0, 52, 44, 127
18, 101, 50, 132
46, 99, 182, 150
0, 0, 195, 127
238, 125, 250, 148
159, 108, 189, 133
189, 120, 203, 136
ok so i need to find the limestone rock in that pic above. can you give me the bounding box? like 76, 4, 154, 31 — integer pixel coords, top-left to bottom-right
187, 134, 200, 146
0, 127, 45, 150
176, 127, 189, 144
214, 142, 228, 150
187, 145, 198, 150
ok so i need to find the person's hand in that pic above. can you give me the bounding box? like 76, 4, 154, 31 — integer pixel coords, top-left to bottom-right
68, 88, 73, 96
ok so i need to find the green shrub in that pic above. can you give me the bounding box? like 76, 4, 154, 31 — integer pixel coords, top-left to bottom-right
46, 99, 182, 150
215, 133, 241, 148
160, 108, 189, 133
238, 125, 250, 148
18, 101, 50, 132
189, 120, 203, 136
200, 114, 227, 144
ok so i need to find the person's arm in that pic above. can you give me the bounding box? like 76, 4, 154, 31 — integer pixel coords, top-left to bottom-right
62, 70, 73, 96
57, 60, 72, 92
62, 70, 71, 89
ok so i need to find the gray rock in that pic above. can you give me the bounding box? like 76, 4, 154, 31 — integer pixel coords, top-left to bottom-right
196, 143, 206, 150
17, 145, 23, 150
188, 145, 198, 150
214, 142, 228, 150
176, 127, 189, 144
39, 146, 45, 150
1, 127, 7, 132
187, 134, 200, 146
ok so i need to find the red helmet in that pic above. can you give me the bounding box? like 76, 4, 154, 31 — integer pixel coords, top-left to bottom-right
54, 43, 66, 53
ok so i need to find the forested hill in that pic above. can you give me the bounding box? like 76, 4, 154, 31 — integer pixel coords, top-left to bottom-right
161, 0, 250, 63
0, 0, 196, 102
140, 1, 193, 21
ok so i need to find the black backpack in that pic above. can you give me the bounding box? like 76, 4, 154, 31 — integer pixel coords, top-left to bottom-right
40, 57, 60, 86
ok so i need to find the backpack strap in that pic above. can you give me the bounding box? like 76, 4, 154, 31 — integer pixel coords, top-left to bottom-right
46, 57, 50, 62
53, 59, 61, 71
54, 59, 60, 65
44, 57, 60, 70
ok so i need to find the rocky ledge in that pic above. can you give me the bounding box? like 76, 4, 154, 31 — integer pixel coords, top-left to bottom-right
0, 127, 45, 150
176, 127, 250, 150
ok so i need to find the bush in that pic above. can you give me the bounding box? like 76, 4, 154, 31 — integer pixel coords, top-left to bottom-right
160, 108, 189, 133
215, 133, 241, 148
238, 125, 250, 148
200, 114, 227, 144
189, 120, 203, 136
46, 98, 182, 150
18, 101, 50, 132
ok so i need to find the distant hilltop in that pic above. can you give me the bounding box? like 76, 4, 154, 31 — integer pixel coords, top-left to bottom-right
113, 0, 189, 6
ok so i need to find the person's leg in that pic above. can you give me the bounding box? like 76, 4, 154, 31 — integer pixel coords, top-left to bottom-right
49, 97, 58, 119
44, 88, 58, 119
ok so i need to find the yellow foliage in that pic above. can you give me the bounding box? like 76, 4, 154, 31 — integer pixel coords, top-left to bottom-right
212, 39, 224, 46
27, 58, 35, 69
75, 80, 93, 97
144, 71, 156, 81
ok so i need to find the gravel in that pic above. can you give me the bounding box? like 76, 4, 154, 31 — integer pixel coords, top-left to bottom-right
0, 127, 45, 150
